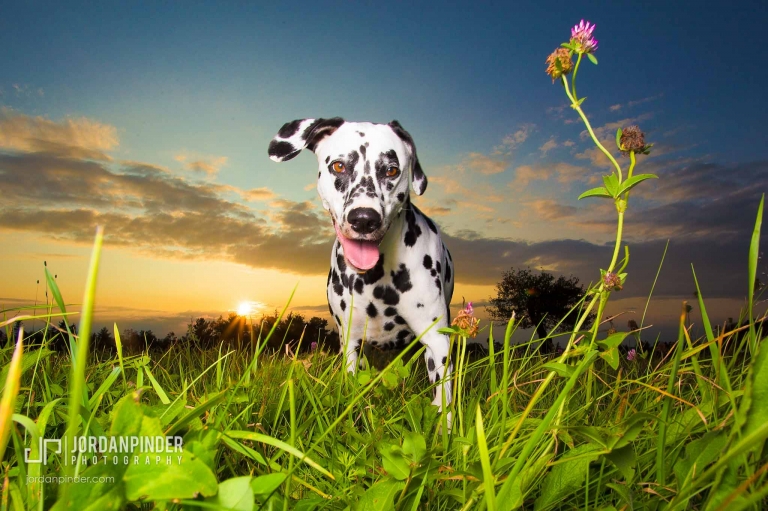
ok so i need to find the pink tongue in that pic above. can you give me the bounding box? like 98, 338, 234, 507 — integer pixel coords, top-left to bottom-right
334, 223, 380, 270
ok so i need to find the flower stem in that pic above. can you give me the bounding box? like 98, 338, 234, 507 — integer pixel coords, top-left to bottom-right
561, 75, 623, 180
628, 151, 636, 180
571, 53, 583, 101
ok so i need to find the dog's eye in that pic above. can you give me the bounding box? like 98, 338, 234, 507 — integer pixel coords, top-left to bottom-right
331, 161, 346, 173
386, 166, 399, 177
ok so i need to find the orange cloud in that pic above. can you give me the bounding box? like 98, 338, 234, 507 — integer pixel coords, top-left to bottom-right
174, 153, 228, 176
0, 107, 118, 160
538, 137, 558, 156
458, 152, 508, 175
525, 199, 577, 221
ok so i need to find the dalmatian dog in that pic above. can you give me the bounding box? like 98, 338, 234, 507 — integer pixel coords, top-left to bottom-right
268, 118, 454, 416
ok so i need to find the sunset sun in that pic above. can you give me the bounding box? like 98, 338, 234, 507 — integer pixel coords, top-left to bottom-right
236, 300, 263, 317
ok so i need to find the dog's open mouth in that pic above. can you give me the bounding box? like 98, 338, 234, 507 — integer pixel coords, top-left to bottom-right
333, 222, 381, 271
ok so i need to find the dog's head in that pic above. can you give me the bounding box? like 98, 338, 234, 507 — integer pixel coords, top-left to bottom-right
268, 118, 428, 271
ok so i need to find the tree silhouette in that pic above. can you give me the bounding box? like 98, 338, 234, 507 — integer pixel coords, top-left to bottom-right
487, 267, 594, 342
91, 326, 114, 353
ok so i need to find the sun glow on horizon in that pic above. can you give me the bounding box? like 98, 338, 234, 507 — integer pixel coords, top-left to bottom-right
236, 300, 265, 317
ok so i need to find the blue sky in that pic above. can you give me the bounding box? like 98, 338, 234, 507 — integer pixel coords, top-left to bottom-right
1, 1, 766, 338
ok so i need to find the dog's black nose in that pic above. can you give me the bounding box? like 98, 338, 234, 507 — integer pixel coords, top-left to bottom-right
347, 208, 382, 234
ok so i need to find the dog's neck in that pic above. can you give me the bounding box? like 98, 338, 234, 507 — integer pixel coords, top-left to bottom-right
375, 198, 410, 261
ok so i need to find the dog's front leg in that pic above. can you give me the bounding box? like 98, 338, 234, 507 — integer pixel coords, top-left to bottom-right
338, 313, 365, 374
421, 332, 453, 410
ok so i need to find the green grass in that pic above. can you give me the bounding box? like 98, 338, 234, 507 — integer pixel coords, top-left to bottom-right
1, 203, 767, 510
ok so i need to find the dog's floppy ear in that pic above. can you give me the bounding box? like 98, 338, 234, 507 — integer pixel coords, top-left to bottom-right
268, 118, 345, 162
388, 120, 427, 195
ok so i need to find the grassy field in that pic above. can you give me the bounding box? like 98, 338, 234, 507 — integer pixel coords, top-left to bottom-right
1, 209, 767, 511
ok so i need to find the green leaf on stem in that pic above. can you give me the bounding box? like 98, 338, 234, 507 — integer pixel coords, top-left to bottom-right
615, 128, 623, 150
602, 174, 620, 197
379, 444, 411, 480
617, 174, 657, 196
597, 331, 631, 351
599, 348, 620, 370
560, 42, 573, 50
555, 58, 562, 72
587, 53, 598, 65
542, 362, 575, 378
578, 187, 612, 200
604, 445, 635, 481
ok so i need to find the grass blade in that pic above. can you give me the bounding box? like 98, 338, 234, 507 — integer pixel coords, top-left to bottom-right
0, 330, 23, 463
747, 194, 764, 353
476, 404, 496, 511
61, 226, 103, 494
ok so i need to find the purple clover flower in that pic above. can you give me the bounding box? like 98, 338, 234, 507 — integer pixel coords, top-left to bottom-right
627, 348, 637, 361
570, 20, 598, 54
310, 341, 318, 352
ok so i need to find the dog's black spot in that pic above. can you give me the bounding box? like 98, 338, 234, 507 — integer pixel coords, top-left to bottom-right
397, 329, 410, 342
340, 299, 346, 311
340, 272, 349, 290
268, 140, 299, 161
427, 358, 435, 372
325, 156, 330, 164
373, 285, 400, 305
430, 269, 437, 277
435, 278, 442, 291
391, 264, 412, 293
334, 175, 348, 192
384, 322, 395, 331
357, 131, 365, 137
396, 337, 407, 348
445, 264, 452, 282
327, 268, 332, 286
423, 255, 432, 269
328, 302, 333, 316
347, 149, 360, 173
432, 317, 437, 322
318, 171, 321, 178
384, 307, 397, 317
397, 192, 405, 202
364, 160, 370, 174
403, 201, 422, 247
331, 148, 360, 193
446, 248, 453, 261
374, 150, 400, 185
362, 254, 385, 285
441, 356, 447, 365
337, 253, 347, 273
436, 261, 441, 274
360, 145, 366, 158
386, 182, 394, 191
334, 314, 341, 325
366, 302, 378, 318
394, 315, 406, 325
354, 279, 364, 294
417, 303, 424, 308
278, 119, 303, 138
331, 270, 343, 296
